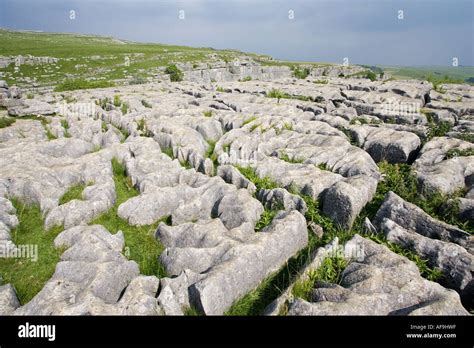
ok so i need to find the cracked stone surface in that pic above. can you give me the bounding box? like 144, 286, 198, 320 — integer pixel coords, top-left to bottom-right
0, 67, 473, 316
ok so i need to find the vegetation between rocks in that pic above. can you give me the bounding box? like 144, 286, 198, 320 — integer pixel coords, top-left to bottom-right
90, 158, 167, 278
0, 200, 64, 305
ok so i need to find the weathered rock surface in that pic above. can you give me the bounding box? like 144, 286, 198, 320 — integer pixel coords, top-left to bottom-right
286, 235, 469, 315
1, 66, 473, 316
380, 218, 473, 308
373, 192, 471, 248
160, 210, 308, 315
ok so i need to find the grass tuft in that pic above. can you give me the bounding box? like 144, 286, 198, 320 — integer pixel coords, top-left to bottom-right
0, 117, 16, 128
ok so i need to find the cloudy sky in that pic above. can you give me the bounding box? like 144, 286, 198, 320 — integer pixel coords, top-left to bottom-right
0, 0, 472, 66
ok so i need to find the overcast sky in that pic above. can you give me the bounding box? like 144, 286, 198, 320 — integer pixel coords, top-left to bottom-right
0, 0, 472, 66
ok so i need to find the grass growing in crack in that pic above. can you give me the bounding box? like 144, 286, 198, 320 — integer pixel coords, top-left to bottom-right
161, 146, 174, 159
58, 182, 91, 205
317, 163, 329, 171
229, 163, 454, 314
119, 127, 130, 142
137, 118, 147, 133
179, 160, 194, 170
266, 89, 312, 103
235, 166, 279, 191
121, 103, 129, 115
113, 95, 122, 107
279, 152, 304, 164
292, 256, 349, 301
225, 232, 322, 315
0, 116, 16, 128
205, 140, 219, 170
358, 161, 473, 233
183, 306, 202, 316
255, 209, 278, 232
426, 121, 452, 140
0, 199, 64, 305
60, 118, 71, 138
54, 79, 114, 92
242, 116, 257, 126
249, 123, 262, 132
90, 158, 167, 278
203, 110, 213, 117
445, 147, 474, 159
453, 133, 474, 143
365, 233, 444, 281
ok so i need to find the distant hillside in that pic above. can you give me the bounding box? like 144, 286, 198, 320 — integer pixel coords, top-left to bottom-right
383, 65, 474, 84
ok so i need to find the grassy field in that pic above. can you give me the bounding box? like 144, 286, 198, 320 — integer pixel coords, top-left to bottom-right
0, 29, 245, 87
383, 65, 474, 84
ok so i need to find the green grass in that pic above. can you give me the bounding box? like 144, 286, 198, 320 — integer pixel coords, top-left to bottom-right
293, 67, 310, 79
179, 160, 194, 170
90, 158, 167, 277
121, 103, 129, 115
255, 209, 278, 232
355, 161, 473, 234
137, 118, 147, 133
164, 64, 184, 82
113, 95, 122, 107
453, 133, 474, 143
445, 148, 474, 159
427, 121, 453, 140
203, 110, 213, 117
0, 29, 247, 88
235, 166, 279, 192
183, 306, 202, 316
317, 163, 329, 171
266, 89, 285, 103
0, 199, 64, 304
382, 65, 474, 84
365, 233, 444, 282
279, 152, 304, 164
240, 76, 252, 82
292, 256, 349, 301
54, 79, 115, 92
0, 116, 16, 128
242, 116, 257, 126
58, 183, 89, 205
249, 123, 262, 132
161, 146, 174, 159
347, 70, 377, 81
266, 89, 312, 103
119, 127, 130, 141
60, 118, 71, 138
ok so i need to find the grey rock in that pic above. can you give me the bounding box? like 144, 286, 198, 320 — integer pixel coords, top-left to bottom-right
0, 284, 20, 315
322, 175, 378, 229
373, 191, 471, 248
380, 218, 473, 308
189, 210, 308, 315
258, 188, 307, 214
287, 235, 469, 315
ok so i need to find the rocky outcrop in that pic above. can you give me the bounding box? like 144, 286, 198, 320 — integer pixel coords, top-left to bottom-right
286, 235, 469, 315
